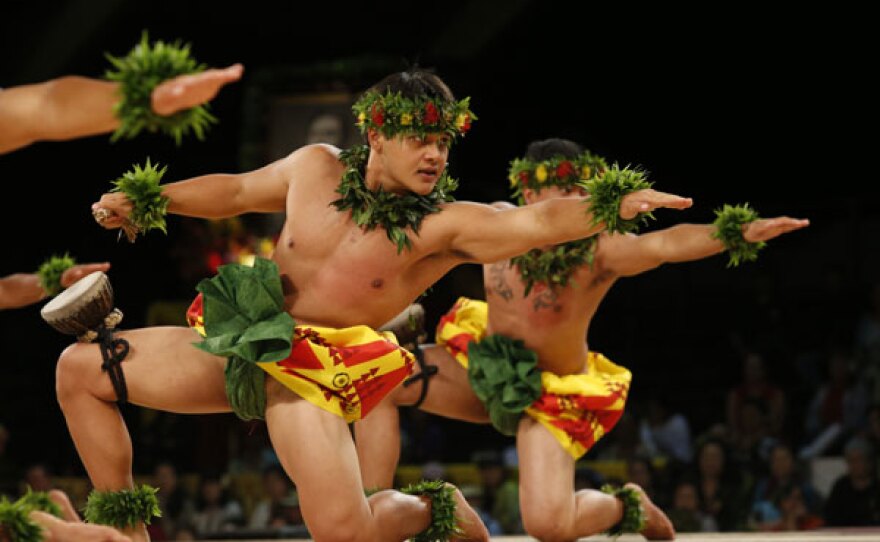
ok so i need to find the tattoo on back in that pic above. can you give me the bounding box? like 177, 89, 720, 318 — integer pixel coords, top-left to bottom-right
489, 262, 514, 302
532, 287, 561, 312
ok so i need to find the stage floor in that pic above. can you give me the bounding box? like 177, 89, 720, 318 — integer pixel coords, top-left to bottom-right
208, 532, 880, 541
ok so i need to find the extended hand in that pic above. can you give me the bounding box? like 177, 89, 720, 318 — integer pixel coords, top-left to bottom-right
35, 490, 132, 542
620, 189, 693, 220
60, 262, 111, 288
151, 63, 244, 116
743, 216, 809, 243
91, 192, 132, 230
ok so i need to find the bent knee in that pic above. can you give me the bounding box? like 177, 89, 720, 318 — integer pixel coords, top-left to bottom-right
55, 343, 103, 403
522, 510, 572, 542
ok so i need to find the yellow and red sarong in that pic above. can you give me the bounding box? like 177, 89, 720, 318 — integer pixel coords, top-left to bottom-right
187, 293, 414, 422
436, 297, 631, 459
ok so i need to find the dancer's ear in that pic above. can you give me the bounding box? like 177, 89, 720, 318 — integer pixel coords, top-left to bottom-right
367, 129, 383, 153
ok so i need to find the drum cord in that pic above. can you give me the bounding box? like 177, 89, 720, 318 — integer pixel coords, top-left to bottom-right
97, 327, 130, 404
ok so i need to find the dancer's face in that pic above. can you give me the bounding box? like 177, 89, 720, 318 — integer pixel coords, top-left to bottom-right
369, 131, 450, 196
523, 185, 587, 205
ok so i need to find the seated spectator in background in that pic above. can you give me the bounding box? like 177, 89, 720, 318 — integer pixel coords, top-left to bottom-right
626, 456, 668, 509
750, 443, 821, 528
730, 399, 778, 472
573, 465, 605, 491
864, 404, 880, 467
22, 463, 54, 493
190, 474, 244, 536
639, 397, 693, 465
592, 412, 644, 461
173, 525, 196, 541
825, 436, 880, 526
0, 423, 18, 496
248, 466, 301, 530
694, 438, 752, 531
727, 353, 786, 440
460, 485, 503, 536
761, 483, 823, 532
473, 449, 522, 535
153, 461, 194, 539
855, 283, 880, 401
800, 349, 869, 459
666, 479, 718, 532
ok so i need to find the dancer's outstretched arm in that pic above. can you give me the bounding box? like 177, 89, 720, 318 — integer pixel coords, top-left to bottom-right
0, 65, 242, 154
600, 216, 809, 276
441, 189, 693, 264
0, 263, 110, 310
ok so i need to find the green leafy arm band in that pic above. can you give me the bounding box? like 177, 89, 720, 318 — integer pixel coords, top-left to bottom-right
400, 480, 460, 542
601, 485, 646, 537
36, 254, 75, 297
711, 203, 765, 267
105, 32, 217, 144
110, 159, 171, 242
579, 164, 653, 234
84, 485, 161, 529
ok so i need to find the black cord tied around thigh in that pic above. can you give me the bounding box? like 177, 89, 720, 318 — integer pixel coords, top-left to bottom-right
80, 308, 130, 405
403, 345, 437, 409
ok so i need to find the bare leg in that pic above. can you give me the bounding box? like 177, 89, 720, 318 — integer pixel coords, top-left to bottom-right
518, 417, 674, 541
55, 326, 230, 541
354, 344, 488, 489
518, 416, 622, 542
265, 379, 488, 541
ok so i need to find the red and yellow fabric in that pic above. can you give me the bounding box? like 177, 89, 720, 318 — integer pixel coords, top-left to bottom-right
435, 296, 631, 459
187, 293, 415, 422
435, 297, 488, 368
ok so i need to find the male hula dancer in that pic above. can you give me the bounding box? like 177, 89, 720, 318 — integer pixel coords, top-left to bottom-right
356, 138, 809, 541
0, 34, 242, 154
60, 72, 691, 541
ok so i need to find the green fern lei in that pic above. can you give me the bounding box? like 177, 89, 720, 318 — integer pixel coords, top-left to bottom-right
580, 164, 654, 234
600, 485, 646, 537
16, 490, 62, 519
111, 159, 171, 238
84, 485, 161, 529
400, 480, 461, 542
36, 253, 76, 297
510, 237, 597, 297
712, 203, 765, 267
0, 497, 43, 542
331, 145, 458, 253
105, 32, 217, 144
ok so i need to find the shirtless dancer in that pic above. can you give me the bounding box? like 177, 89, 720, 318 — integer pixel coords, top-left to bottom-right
356, 138, 809, 541
58, 73, 691, 542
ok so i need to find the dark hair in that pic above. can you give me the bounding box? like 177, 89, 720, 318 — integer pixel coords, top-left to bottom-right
366, 69, 455, 103
524, 138, 583, 161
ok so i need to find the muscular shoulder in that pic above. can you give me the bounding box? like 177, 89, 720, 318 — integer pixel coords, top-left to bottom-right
278, 144, 344, 185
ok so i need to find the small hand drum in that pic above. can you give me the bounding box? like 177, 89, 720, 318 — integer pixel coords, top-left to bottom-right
40, 271, 122, 342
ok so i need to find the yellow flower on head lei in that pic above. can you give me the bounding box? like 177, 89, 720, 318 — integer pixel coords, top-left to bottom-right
352, 90, 476, 142
508, 150, 608, 204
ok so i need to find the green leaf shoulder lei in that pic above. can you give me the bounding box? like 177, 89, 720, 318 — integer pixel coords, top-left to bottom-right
511, 237, 598, 296
330, 145, 458, 253
712, 203, 765, 267
105, 32, 217, 144
580, 164, 654, 234
36, 253, 76, 297
110, 159, 171, 242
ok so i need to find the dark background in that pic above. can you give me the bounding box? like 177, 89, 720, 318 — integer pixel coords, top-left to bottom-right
0, 1, 874, 472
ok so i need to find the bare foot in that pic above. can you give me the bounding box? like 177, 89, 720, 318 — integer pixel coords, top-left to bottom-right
29, 510, 132, 542
47, 489, 80, 521
625, 483, 675, 540
448, 484, 489, 542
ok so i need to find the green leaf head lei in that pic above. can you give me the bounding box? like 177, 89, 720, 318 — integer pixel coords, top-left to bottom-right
353, 90, 476, 143
509, 150, 609, 205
